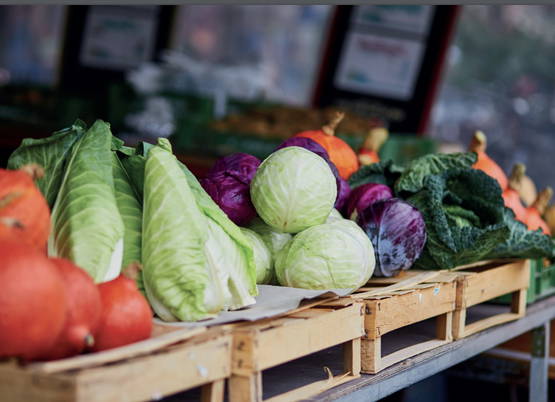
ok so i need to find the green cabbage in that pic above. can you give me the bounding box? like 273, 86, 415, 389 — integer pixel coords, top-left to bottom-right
48, 120, 124, 282
141, 139, 256, 322
112, 153, 142, 268
250, 147, 337, 233
7, 120, 87, 207
248, 218, 292, 259
142, 140, 222, 321
241, 228, 273, 284
275, 219, 375, 290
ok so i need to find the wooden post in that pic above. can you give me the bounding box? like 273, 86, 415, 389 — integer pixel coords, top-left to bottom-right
229, 372, 262, 402
437, 312, 453, 342
361, 337, 381, 374
343, 338, 361, 376
511, 288, 527, 316
201, 379, 225, 402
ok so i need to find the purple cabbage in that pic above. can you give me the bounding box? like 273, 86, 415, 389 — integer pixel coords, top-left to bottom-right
346, 183, 393, 219
357, 198, 426, 277
276, 137, 348, 210
201, 153, 261, 225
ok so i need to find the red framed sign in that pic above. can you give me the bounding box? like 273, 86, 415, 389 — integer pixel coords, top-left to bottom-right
313, 5, 460, 134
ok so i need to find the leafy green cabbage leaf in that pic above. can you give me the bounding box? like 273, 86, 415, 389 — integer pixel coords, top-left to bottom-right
241, 228, 273, 284
408, 168, 509, 270
112, 153, 142, 269
141, 139, 256, 321
395, 152, 478, 194
142, 140, 222, 321
48, 120, 124, 282
275, 219, 375, 289
485, 208, 553, 260
7, 120, 87, 207
348, 160, 404, 190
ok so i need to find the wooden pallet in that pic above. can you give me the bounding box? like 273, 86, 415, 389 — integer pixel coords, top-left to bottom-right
452, 259, 530, 340
0, 324, 231, 402
228, 298, 364, 402
350, 270, 458, 374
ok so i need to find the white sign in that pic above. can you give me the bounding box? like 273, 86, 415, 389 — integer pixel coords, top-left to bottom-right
334, 32, 425, 101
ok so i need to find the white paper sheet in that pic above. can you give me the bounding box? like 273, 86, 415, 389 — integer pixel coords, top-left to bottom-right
154, 285, 353, 328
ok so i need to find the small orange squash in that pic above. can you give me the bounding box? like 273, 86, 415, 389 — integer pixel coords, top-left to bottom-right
470, 131, 508, 190
295, 112, 359, 180
502, 163, 527, 223
0, 164, 50, 250
526, 187, 552, 235
358, 127, 388, 166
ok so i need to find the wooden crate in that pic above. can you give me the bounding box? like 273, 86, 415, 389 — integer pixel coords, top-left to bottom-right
452, 259, 530, 340
0, 324, 231, 402
351, 270, 458, 374
228, 298, 364, 402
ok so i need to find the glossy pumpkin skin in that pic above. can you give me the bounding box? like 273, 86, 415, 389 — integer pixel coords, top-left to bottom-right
0, 167, 50, 250
0, 241, 67, 360
93, 274, 153, 352
39, 259, 102, 360
358, 149, 380, 166
295, 130, 359, 180
503, 189, 527, 223
526, 208, 551, 235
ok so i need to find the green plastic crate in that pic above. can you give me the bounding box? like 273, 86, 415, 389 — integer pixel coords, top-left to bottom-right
494, 259, 555, 304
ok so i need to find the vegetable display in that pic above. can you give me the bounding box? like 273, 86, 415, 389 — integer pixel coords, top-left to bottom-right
357, 198, 426, 277
294, 112, 359, 179
251, 146, 337, 233
201, 153, 261, 225
275, 219, 375, 289
0, 164, 51, 250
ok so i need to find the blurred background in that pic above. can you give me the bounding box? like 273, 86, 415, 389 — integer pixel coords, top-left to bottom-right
1, 5, 553, 190
2, 5, 555, 401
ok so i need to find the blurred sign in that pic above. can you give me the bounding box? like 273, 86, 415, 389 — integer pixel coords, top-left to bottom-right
314, 5, 460, 134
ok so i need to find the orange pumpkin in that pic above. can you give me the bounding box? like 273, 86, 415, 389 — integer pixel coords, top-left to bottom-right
295, 112, 359, 180
526, 187, 552, 235
502, 163, 527, 223
358, 127, 388, 166
0, 164, 50, 250
470, 131, 508, 190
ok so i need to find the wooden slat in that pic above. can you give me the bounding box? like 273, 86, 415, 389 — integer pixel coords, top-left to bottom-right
460, 260, 530, 307
353, 271, 443, 299
73, 335, 231, 402
364, 283, 456, 338
461, 312, 524, 338
255, 304, 364, 371
201, 379, 225, 402
264, 373, 358, 402
28, 325, 207, 374
2, 334, 231, 402
378, 339, 451, 374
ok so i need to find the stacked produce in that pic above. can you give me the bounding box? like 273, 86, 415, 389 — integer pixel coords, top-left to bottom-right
0, 164, 151, 362
7, 120, 258, 325
4, 113, 555, 366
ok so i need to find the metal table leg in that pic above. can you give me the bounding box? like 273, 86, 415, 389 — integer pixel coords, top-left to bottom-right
529, 322, 550, 402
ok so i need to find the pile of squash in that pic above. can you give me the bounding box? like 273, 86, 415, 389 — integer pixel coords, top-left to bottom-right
469, 131, 552, 235
0, 165, 152, 362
